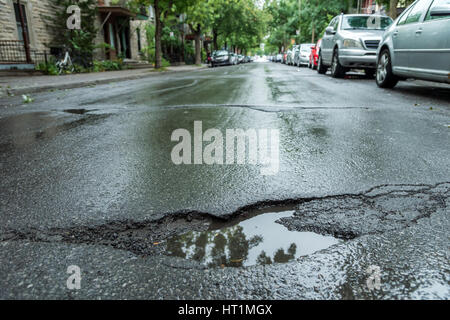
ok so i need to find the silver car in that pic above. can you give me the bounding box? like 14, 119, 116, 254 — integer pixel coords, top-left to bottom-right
288, 45, 299, 65
230, 53, 238, 65
298, 43, 315, 66
318, 14, 393, 78
376, 0, 450, 88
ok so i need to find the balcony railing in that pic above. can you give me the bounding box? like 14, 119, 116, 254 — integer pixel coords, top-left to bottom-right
0, 40, 28, 64
0, 40, 52, 65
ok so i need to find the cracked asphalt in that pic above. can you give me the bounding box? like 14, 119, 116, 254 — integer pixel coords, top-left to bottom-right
0, 62, 449, 299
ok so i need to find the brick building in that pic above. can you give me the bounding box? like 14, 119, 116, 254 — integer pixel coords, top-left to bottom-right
0, 0, 152, 69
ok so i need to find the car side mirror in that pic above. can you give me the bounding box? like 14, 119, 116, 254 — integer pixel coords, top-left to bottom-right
430, 5, 450, 17
325, 27, 335, 35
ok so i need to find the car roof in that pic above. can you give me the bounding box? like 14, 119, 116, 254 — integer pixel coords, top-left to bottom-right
342, 14, 389, 18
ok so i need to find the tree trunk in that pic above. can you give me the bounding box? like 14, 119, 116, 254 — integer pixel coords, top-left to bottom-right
194, 24, 202, 65
154, 0, 162, 69
213, 29, 218, 51
389, 0, 399, 19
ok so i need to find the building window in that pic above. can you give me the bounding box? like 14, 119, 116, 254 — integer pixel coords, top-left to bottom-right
14, 2, 30, 43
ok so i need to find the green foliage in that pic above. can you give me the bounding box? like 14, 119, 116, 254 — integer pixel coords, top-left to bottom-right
140, 23, 156, 64
51, 0, 98, 64
92, 60, 124, 72
161, 57, 171, 68
36, 59, 124, 75
264, 0, 351, 53
35, 60, 59, 75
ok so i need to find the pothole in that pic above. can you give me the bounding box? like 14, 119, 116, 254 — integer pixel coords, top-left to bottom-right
164, 210, 341, 268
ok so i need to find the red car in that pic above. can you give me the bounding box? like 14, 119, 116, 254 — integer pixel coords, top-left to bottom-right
309, 39, 322, 70
282, 52, 288, 64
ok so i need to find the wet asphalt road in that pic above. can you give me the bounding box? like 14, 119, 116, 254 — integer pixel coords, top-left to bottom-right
0, 62, 449, 299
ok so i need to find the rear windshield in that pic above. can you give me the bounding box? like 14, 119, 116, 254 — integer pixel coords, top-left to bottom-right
300, 44, 314, 51
213, 51, 229, 57
342, 16, 393, 30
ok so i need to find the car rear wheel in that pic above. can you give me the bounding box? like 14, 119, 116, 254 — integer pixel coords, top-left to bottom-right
376, 49, 398, 88
317, 53, 327, 74
331, 49, 346, 78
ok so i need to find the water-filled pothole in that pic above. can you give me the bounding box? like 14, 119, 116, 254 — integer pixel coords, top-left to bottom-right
164, 211, 341, 268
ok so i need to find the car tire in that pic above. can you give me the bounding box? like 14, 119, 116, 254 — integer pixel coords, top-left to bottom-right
376, 49, 398, 88
331, 49, 346, 78
317, 53, 327, 74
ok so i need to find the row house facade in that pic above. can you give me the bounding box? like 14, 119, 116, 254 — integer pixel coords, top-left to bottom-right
0, 0, 153, 69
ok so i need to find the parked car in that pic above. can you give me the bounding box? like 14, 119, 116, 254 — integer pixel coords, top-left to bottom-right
287, 45, 299, 66
376, 0, 450, 88
298, 43, 315, 67
230, 53, 239, 65
282, 52, 288, 64
292, 45, 301, 66
309, 39, 322, 69
237, 55, 245, 64
275, 54, 283, 62
286, 49, 294, 65
211, 50, 233, 67
318, 13, 393, 78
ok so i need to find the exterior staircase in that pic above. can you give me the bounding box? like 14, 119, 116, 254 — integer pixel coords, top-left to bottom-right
123, 59, 153, 70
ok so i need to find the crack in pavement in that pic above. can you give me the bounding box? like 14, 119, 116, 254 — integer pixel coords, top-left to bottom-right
1, 182, 448, 258
280, 182, 449, 240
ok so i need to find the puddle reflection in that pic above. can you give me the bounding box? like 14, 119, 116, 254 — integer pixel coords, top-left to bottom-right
165, 211, 341, 268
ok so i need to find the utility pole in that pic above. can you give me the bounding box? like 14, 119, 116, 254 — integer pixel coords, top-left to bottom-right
17, 0, 32, 63
298, 0, 302, 41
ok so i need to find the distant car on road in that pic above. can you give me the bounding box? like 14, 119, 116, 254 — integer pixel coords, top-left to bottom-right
298, 43, 315, 67
289, 45, 300, 65
292, 45, 301, 66
318, 14, 393, 78
211, 50, 233, 67
376, 0, 450, 88
286, 48, 295, 65
309, 39, 322, 69
230, 53, 239, 65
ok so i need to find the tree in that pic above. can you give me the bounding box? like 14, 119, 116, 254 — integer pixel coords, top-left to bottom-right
131, 0, 180, 68
264, 0, 352, 53
183, 0, 211, 65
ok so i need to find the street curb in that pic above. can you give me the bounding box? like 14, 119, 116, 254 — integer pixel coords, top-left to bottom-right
0, 65, 208, 98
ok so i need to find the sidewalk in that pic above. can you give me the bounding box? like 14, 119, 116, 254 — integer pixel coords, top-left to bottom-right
0, 64, 208, 97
